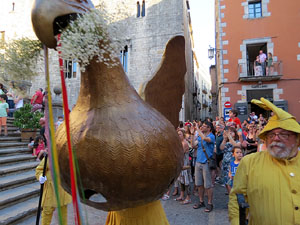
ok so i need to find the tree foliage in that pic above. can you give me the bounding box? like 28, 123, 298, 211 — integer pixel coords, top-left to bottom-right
0, 37, 43, 81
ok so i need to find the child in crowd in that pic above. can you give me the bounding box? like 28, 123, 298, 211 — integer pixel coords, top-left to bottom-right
228, 146, 243, 190
28, 137, 34, 151
33, 135, 47, 161
0, 95, 9, 136
55, 115, 64, 130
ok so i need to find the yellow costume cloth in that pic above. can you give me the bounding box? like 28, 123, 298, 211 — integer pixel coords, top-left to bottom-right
229, 151, 300, 225
251, 98, 300, 141
105, 200, 170, 225
36, 158, 72, 225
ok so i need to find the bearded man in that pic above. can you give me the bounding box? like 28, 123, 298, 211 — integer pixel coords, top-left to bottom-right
228, 98, 300, 225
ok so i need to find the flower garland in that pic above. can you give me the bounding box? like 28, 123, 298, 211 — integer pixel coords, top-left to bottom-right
57, 8, 126, 71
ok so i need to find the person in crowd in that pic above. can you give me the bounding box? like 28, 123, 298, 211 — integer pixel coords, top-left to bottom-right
256, 122, 267, 152
190, 122, 198, 195
229, 98, 300, 225
12, 94, 24, 134
242, 119, 249, 130
266, 52, 273, 76
228, 146, 243, 190
31, 88, 44, 112
245, 123, 258, 155
258, 113, 266, 126
184, 124, 193, 143
220, 127, 241, 195
219, 117, 225, 125
55, 116, 64, 130
39, 117, 47, 146
215, 124, 224, 183
227, 109, 242, 130
254, 56, 262, 76
175, 130, 193, 204
215, 116, 220, 126
33, 135, 47, 161
191, 121, 215, 212
246, 116, 252, 124
36, 157, 71, 225
13, 94, 24, 111
162, 181, 180, 200
259, 50, 267, 76
250, 112, 258, 122
6, 81, 15, 117
184, 120, 192, 127
0, 83, 7, 95
28, 137, 34, 151
0, 95, 9, 136
178, 121, 184, 129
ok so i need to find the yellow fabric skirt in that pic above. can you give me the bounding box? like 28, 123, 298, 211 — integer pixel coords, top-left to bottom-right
105, 200, 170, 225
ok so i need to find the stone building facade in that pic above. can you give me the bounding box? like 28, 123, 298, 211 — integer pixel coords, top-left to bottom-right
0, 0, 195, 122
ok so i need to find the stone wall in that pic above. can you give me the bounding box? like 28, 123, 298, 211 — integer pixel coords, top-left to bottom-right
1, 0, 194, 118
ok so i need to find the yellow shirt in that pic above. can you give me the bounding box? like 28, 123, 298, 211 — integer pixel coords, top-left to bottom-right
229, 151, 300, 225
36, 158, 72, 207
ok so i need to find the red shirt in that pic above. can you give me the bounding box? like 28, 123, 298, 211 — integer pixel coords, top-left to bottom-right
31, 91, 43, 104
228, 117, 242, 129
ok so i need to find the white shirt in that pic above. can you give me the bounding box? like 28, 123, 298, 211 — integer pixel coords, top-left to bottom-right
259, 53, 267, 63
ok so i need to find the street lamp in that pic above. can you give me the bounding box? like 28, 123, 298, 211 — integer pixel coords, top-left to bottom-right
208, 46, 222, 60
208, 46, 215, 60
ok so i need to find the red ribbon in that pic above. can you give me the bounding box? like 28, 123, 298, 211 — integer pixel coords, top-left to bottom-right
57, 34, 81, 225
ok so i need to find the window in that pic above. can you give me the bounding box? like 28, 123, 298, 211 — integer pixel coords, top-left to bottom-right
137, 1, 140, 17
141, 1, 146, 17
248, 1, 262, 19
64, 60, 77, 79
246, 43, 267, 76
120, 46, 128, 73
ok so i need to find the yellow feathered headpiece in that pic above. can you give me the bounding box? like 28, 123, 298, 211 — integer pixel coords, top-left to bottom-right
251, 98, 300, 140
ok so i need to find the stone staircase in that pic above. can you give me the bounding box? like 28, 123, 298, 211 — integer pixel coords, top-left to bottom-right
0, 118, 40, 225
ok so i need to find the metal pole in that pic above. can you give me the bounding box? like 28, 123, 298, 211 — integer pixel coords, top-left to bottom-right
236, 193, 249, 225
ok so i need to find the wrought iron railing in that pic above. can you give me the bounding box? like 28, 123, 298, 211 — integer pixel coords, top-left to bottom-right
238, 61, 283, 78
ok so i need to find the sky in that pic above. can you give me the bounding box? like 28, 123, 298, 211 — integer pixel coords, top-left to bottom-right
189, 0, 215, 82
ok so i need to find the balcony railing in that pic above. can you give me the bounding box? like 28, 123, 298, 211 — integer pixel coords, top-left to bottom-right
238, 61, 283, 82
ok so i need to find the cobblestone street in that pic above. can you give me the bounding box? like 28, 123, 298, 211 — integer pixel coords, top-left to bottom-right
47, 183, 230, 225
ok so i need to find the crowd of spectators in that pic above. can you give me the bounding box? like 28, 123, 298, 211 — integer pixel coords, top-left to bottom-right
162, 109, 271, 213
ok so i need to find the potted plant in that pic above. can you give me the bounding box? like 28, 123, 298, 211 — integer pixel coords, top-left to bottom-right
13, 104, 44, 141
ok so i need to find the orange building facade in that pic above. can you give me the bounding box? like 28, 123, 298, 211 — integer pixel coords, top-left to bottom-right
215, 0, 300, 121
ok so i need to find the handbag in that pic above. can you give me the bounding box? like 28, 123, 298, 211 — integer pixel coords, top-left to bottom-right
201, 139, 217, 170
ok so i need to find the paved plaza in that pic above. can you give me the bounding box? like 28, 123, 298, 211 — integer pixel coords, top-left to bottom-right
46, 183, 230, 225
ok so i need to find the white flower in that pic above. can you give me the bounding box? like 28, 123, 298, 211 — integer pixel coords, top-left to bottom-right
57, 7, 129, 71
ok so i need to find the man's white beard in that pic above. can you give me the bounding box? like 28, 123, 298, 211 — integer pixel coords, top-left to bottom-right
267, 142, 295, 159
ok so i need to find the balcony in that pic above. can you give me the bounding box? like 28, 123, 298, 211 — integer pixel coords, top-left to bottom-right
238, 61, 283, 82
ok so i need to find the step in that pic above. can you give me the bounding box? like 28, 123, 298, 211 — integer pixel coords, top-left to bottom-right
0, 170, 37, 191
0, 161, 39, 176
0, 127, 18, 131
0, 133, 21, 138
0, 154, 36, 166
0, 182, 40, 210
0, 147, 31, 156
0, 142, 28, 148
0, 136, 22, 143
0, 197, 38, 225
15, 215, 36, 225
